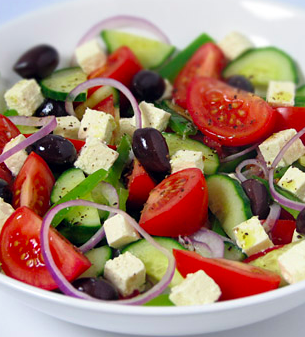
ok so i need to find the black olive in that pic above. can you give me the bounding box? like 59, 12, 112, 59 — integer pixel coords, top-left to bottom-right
131, 70, 165, 102
226, 75, 254, 93
13, 44, 59, 80
296, 208, 305, 235
35, 99, 68, 118
0, 179, 12, 204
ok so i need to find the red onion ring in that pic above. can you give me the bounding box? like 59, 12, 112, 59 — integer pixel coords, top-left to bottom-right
220, 143, 259, 163
262, 203, 281, 233
65, 78, 142, 129
179, 236, 212, 257
235, 158, 269, 182
41, 200, 175, 305
268, 127, 305, 212
0, 116, 56, 164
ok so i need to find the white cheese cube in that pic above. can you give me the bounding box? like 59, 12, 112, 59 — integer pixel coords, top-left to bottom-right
0, 198, 15, 234
117, 118, 137, 139
75, 39, 107, 75
277, 166, 305, 201
170, 150, 204, 174
258, 129, 305, 167
104, 251, 146, 296
78, 108, 116, 143
266, 81, 295, 107
292, 229, 305, 242
53, 116, 81, 139
74, 137, 119, 174
217, 32, 254, 60
233, 216, 274, 256
3, 134, 28, 176
4, 79, 44, 116
104, 214, 140, 249
169, 270, 221, 306
139, 101, 171, 131
278, 240, 305, 284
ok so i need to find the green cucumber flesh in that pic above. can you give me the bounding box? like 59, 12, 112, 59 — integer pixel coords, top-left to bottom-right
101, 30, 175, 69
122, 237, 185, 288
162, 132, 219, 175
144, 294, 174, 306
40, 67, 87, 102
223, 47, 298, 88
80, 245, 112, 278
224, 241, 247, 261
206, 174, 252, 239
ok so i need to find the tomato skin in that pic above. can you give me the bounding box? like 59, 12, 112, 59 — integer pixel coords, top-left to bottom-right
187, 77, 276, 146
269, 219, 296, 245
139, 168, 208, 237
0, 162, 13, 184
127, 159, 157, 209
173, 43, 226, 109
173, 249, 281, 300
93, 94, 116, 116
12, 152, 55, 216
0, 114, 20, 154
243, 245, 284, 264
274, 107, 305, 143
0, 207, 91, 290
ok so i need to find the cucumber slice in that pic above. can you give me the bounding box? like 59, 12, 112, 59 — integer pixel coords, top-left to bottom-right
40, 67, 87, 102
162, 132, 219, 175
224, 241, 247, 261
206, 174, 252, 239
101, 30, 175, 69
223, 47, 298, 88
122, 237, 185, 287
144, 294, 174, 306
80, 245, 112, 278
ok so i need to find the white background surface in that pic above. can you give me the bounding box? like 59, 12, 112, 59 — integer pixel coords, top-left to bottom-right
0, 0, 305, 336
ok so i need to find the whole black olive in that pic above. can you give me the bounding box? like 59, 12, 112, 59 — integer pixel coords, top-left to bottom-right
131, 70, 165, 102
13, 44, 59, 80
296, 208, 305, 235
226, 75, 254, 93
132, 128, 171, 176
35, 99, 68, 118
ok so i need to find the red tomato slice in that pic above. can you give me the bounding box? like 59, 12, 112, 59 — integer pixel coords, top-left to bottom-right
0, 162, 13, 184
12, 152, 55, 216
269, 219, 296, 245
243, 245, 284, 264
88, 46, 142, 95
139, 168, 208, 237
173, 43, 226, 109
187, 77, 275, 146
173, 249, 281, 301
0, 206, 91, 290
127, 159, 157, 209
92, 94, 116, 116
0, 114, 20, 153
274, 107, 305, 143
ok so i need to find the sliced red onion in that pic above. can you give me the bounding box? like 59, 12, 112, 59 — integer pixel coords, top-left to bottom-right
179, 236, 213, 257
78, 182, 119, 253
74, 15, 170, 50
41, 200, 175, 305
263, 203, 281, 233
220, 143, 259, 163
0, 116, 56, 164
268, 127, 305, 212
235, 158, 269, 182
65, 78, 142, 129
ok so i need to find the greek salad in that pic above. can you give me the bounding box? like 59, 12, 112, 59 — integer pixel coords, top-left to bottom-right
1, 15, 305, 306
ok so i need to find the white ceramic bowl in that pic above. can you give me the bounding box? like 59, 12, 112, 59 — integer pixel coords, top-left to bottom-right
1, 0, 305, 335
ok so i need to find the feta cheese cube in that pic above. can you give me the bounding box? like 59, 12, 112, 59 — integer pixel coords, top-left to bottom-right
104, 214, 140, 249
104, 251, 146, 296
0, 198, 15, 234
233, 216, 273, 256
258, 129, 305, 167
4, 79, 44, 116
75, 39, 107, 75
139, 101, 171, 131
53, 116, 81, 139
170, 150, 204, 174
78, 108, 116, 143
117, 118, 137, 139
169, 270, 221, 306
292, 229, 305, 242
277, 166, 305, 201
278, 240, 305, 284
74, 137, 119, 174
217, 32, 254, 60
3, 134, 28, 176
266, 81, 295, 107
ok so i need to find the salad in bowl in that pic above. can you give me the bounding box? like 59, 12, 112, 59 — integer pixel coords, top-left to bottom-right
1, 0, 305, 335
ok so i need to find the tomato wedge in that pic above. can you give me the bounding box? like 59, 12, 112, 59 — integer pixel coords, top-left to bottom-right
0, 162, 13, 184
139, 168, 208, 237
0, 114, 20, 153
12, 152, 55, 216
173, 249, 281, 300
173, 43, 226, 109
0, 206, 91, 290
269, 219, 296, 245
187, 77, 275, 146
